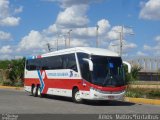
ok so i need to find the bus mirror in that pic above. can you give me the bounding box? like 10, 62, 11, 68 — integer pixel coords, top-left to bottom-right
123, 61, 131, 73
82, 58, 93, 71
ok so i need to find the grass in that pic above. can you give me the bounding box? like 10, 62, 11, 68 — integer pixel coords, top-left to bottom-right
125, 87, 160, 99
131, 81, 160, 85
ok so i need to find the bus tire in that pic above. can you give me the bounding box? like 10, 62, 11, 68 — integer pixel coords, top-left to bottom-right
33, 86, 37, 97
72, 88, 82, 103
31, 85, 34, 96
37, 86, 44, 98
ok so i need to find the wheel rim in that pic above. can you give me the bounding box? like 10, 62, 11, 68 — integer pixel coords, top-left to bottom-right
75, 91, 81, 102
33, 87, 36, 96
37, 87, 41, 96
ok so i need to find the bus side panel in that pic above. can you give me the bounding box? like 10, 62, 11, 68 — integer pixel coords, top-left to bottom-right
42, 79, 90, 97
24, 70, 40, 92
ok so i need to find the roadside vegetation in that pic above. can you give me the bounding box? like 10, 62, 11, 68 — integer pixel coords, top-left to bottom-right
124, 64, 160, 99
125, 87, 160, 99
124, 64, 142, 84
0, 58, 25, 87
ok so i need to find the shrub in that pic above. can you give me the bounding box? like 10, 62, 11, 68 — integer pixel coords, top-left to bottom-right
2, 80, 13, 86
124, 64, 142, 84
0, 58, 25, 86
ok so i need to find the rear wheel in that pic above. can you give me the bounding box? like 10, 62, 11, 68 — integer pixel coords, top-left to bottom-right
32, 86, 37, 97
37, 86, 44, 97
72, 88, 82, 103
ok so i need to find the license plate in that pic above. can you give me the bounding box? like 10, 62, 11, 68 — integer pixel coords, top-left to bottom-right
108, 96, 114, 100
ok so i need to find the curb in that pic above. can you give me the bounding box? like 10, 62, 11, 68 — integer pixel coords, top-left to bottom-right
124, 97, 160, 105
0, 85, 23, 90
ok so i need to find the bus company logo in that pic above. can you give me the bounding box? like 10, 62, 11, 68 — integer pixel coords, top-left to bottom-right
69, 71, 73, 77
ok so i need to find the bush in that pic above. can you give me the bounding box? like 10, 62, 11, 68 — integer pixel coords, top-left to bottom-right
2, 80, 13, 86
124, 65, 142, 84
0, 58, 25, 87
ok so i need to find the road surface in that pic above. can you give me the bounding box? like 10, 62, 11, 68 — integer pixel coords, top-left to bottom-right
0, 88, 159, 114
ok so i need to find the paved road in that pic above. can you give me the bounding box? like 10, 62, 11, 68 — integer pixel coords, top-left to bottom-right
0, 88, 160, 114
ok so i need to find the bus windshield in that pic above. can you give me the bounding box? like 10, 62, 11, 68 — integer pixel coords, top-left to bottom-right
91, 55, 125, 87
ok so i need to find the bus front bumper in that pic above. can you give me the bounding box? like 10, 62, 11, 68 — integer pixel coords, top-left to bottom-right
80, 88, 125, 101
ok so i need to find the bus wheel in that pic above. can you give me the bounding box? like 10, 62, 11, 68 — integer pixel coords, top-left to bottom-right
72, 88, 82, 103
37, 86, 43, 97
33, 86, 37, 97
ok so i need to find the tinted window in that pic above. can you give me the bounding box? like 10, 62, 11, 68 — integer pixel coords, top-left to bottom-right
26, 53, 77, 71
42, 56, 62, 70
26, 59, 41, 70
62, 54, 77, 72
77, 53, 91, 81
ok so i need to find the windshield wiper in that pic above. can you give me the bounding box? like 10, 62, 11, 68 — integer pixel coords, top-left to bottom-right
103, 74, 112, 86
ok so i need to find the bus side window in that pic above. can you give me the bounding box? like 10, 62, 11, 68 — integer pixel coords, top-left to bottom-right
26, 59, 37, 70
62, 54, 77, 72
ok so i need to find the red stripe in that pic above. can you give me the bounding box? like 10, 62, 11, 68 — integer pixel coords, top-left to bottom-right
24, 78, 126, 93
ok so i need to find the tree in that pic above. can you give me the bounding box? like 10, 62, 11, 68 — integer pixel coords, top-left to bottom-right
8, 58, 25, 86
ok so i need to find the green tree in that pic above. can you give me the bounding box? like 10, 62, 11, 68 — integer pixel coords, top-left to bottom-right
8, 58, 25, 86
124, 64, 142, 84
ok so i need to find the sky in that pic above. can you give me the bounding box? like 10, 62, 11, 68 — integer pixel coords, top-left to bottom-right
0, 0, 160, 60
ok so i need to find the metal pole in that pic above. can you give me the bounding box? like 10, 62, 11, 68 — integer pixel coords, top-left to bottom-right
68, 29, 72, 48
47, 43, 51, 52
119, 26, 123, 56
56, 36, 58, 51
96, 25, 99, 48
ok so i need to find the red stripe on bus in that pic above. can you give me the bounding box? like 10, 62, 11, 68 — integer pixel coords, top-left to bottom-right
24, 78, 125, 93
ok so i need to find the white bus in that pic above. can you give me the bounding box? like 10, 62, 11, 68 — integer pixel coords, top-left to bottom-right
24, 47, 126, 103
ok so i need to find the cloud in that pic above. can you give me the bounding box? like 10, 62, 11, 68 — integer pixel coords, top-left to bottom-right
0, 0, 21, 26
139, 0, 160, 20
18, 30, 46, 51
46, 0, 99, 8
106, 26, 134, 40
142, 35, 160, 56
0, 0, 9, 18
108, 39, 137, 54
0, 45, 12, 54
0, 31, 12, 40
14, 6, 23, 14
143, 44, 152, 51
56, 5, 89, 28
155, 35, 160, 41
53, 0, 101, 28
70, 38, 89, 47
97, 19, 110, 35
0, 17, 20, 26
137, 51, 147, 56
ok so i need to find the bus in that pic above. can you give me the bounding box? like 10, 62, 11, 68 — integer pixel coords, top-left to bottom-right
24, 47, 127, 103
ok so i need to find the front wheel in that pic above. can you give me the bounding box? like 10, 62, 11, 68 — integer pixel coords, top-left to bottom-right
72, 88, 83, 103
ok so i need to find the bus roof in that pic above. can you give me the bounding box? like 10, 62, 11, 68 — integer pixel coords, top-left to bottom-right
42, 47, 119, 57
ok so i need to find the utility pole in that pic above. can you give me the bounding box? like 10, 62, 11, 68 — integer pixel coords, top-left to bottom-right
68, 29, 72, 48
117, 25, 134, 56
64, 35, 67, 49
56, 36, 59, 51
46, 43, 52, 52
119, 26, 124, 56
96, 25, 99, 48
